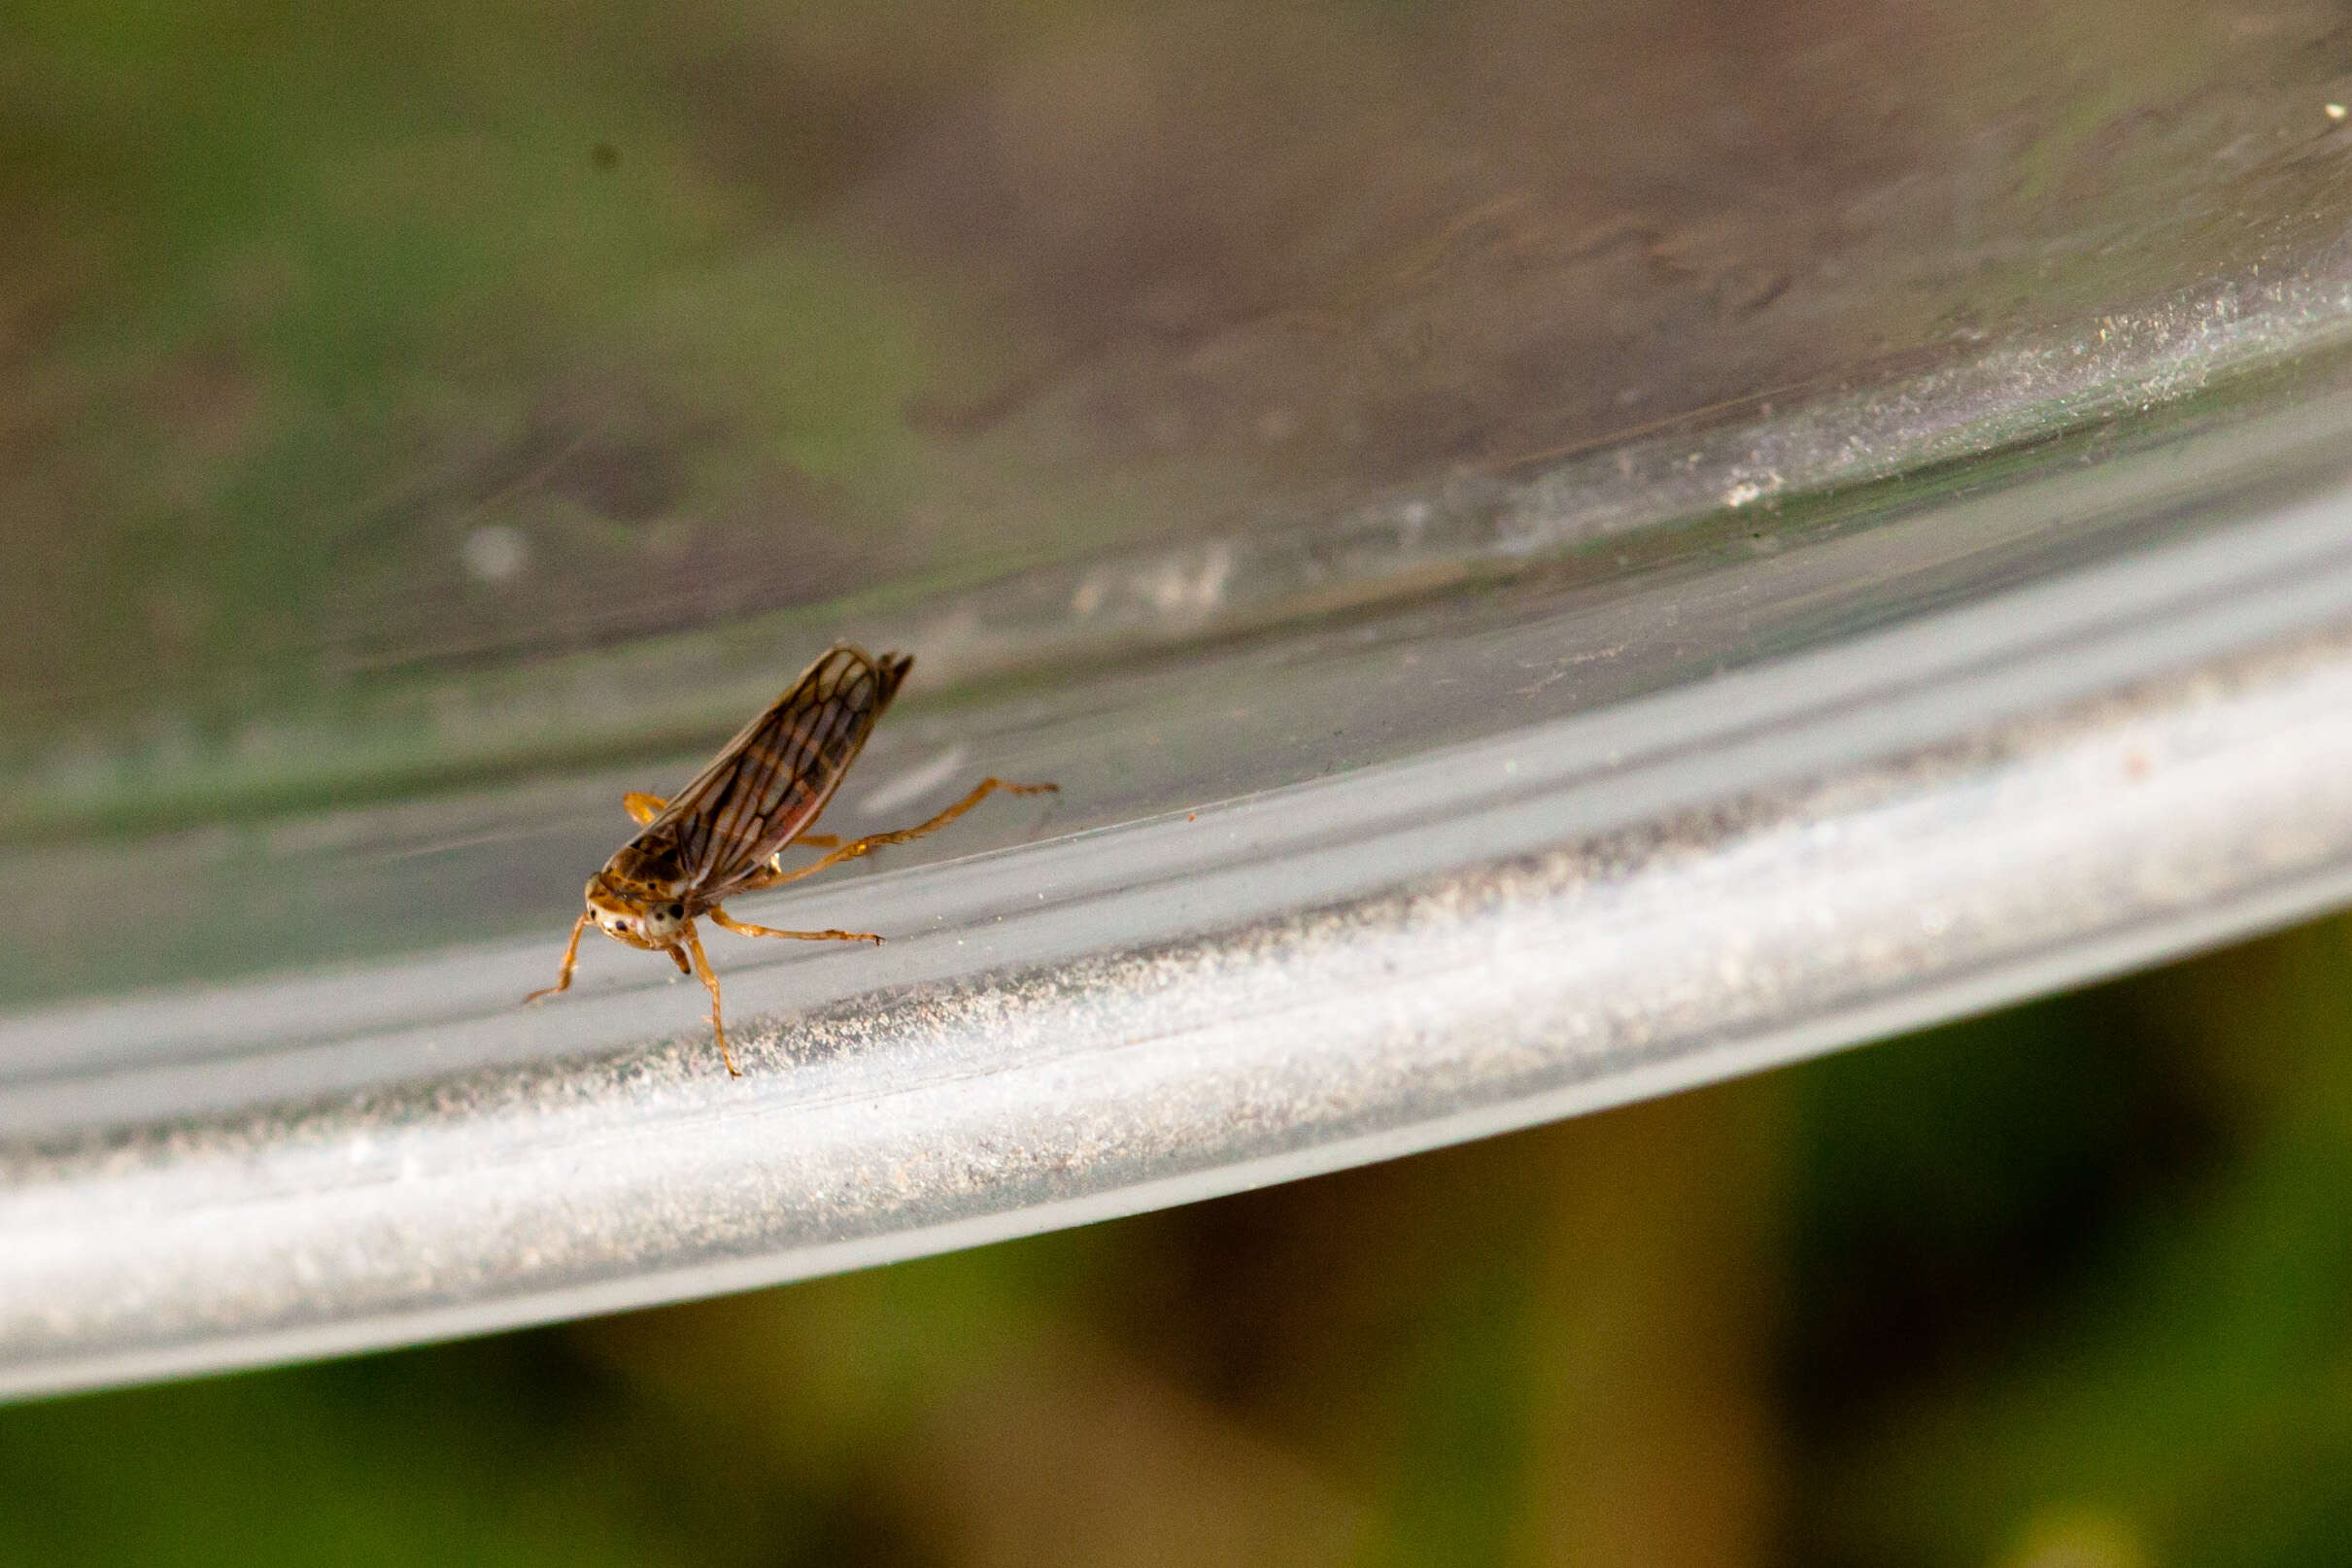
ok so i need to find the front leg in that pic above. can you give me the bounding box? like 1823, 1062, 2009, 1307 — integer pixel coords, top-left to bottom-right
707, 904, 882, 945
524, 911, 592, 1006
678, 922, 740, 1077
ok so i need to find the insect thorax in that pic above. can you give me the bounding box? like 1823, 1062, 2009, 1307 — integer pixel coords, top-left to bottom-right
595, 839, 688, 906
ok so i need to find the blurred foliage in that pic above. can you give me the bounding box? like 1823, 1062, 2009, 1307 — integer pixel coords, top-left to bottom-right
1, 0, 985, 720
11, 912, 2352, 1566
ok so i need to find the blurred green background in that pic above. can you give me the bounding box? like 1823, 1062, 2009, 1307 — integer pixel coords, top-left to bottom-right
11, 0, 2352, 1561
11, 914, 2352, 1567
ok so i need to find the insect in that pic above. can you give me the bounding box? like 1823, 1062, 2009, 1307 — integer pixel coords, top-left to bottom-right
526, 643, 1056, 1075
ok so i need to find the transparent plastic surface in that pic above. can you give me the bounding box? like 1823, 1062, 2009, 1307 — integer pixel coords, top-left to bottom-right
8, 0, 2352, 1395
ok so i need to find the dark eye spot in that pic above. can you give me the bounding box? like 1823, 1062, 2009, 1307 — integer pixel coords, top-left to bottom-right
665, 903, 684, 920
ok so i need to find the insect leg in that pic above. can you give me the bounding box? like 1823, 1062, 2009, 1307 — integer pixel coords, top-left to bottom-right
524, 911, 593, 1006
758, 832, 841, 875
624, 792, 667, 826
707, 904, 882, 945
679, 922, 740, 1077
754, 778, 1059, 889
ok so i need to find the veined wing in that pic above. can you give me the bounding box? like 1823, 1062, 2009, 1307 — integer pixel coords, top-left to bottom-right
644, 644, 912, 897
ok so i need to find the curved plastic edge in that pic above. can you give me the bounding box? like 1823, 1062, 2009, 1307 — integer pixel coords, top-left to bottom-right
13, 512, 2352, 1397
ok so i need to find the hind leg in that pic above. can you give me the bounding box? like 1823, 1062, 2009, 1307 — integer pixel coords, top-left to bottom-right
750, 779, 1058, 890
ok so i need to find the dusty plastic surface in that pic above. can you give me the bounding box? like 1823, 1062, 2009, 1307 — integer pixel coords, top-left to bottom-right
8, 0, 2352, 1396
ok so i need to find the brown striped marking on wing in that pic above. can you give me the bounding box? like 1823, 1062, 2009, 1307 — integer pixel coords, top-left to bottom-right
644, 644, 912, 897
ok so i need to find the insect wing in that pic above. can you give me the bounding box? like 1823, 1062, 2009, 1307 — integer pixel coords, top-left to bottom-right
647, 645, 911, 896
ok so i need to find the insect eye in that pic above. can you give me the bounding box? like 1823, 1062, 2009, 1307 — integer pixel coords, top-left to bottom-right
665, 903, 684, 920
